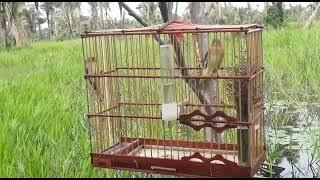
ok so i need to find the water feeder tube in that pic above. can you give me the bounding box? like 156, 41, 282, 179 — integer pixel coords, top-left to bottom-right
160, 44, 178, 121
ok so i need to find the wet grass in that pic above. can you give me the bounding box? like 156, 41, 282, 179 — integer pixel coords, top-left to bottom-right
0, 23, 320, 177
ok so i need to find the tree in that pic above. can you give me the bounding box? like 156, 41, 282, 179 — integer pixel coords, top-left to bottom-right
286, 4, 304, 23
121, 8, 127, 28
64, 2, 73, 34
276, 2, 284, 25
0, 2, 8, 48
98, 2, 104, 29
3, 2, 29, 47
205, 2, 219, 24
74, 2, 81, 33
88, 2, 98, 30
238, 7, 247, 24
136, 2, 161, 25
182, 2, 191, 20
174, 2, 178, 19
80, 14, 90, 32
21, 6, 36, 35
247, 2, 252, 23
41, 2, 54, 39
52, 2, 63, 37
191, 2, 223, 143
190, 2, 205, 24
34, 2, 42, 38
104, 2, 111, 28
265, 2, 285, 28
304, 2, 320, 29
167, 2, 173, 19
60, 2, 80, 34
118, 2, 123, 28
206, 2, 227, 24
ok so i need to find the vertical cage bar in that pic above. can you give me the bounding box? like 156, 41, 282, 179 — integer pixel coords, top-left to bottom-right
247, 32, 253, 167
111, 35, 117, 154
82, 37, 94, 153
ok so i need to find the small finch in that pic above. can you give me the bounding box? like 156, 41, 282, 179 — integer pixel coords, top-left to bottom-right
200, 39, 225, 87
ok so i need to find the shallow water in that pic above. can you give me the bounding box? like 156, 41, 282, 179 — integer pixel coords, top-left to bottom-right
262, 101, 320, 178
278, 150, 320, 178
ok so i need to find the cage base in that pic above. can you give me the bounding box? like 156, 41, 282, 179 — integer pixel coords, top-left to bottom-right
91, 138, 266, 177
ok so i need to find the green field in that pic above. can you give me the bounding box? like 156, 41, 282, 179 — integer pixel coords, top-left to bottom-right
0, 23, 320, 177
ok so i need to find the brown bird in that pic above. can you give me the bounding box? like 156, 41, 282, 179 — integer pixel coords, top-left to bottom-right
203, 39, 225, 77
85, 57, 102, 102
200, 39, 225, 86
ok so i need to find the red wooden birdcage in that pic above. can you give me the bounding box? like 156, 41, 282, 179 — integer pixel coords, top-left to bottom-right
80, 21, 266, 178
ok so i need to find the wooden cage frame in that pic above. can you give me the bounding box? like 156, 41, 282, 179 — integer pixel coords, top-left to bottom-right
80, 22, 266, 178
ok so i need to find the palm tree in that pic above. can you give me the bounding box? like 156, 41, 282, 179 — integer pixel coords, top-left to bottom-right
304, 2, 320, 29
136, 2, 161, 25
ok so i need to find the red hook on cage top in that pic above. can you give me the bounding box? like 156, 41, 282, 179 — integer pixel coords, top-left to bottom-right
160, 20, 194, 41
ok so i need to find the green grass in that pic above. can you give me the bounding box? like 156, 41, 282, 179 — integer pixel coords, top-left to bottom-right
0, 23, 320, 177
0, 40, 109, 177
264, 23, 320, 103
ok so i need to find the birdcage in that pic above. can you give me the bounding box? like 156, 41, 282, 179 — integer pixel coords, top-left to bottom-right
80, 21, 266, 178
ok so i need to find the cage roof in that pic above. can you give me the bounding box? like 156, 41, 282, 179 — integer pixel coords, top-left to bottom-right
81, 20, 263, 37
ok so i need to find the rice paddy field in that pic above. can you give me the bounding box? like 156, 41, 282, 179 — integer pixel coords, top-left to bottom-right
0, 23, 320, 178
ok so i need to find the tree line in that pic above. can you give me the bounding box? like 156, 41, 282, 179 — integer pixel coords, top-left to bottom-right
0, 2, 319, 48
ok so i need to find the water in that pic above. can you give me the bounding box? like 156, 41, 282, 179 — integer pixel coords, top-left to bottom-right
262, 101, 320, 178
278, 150, 320, 178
